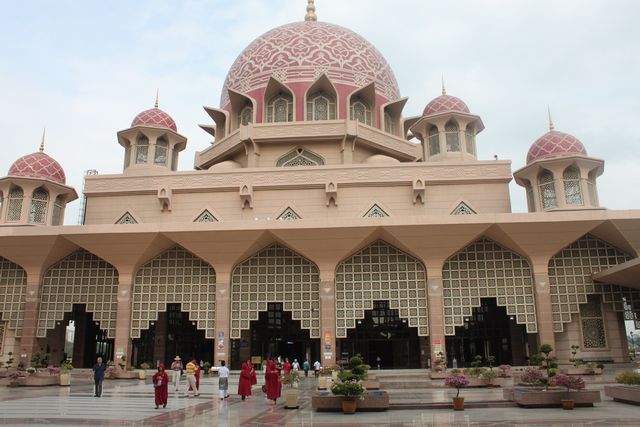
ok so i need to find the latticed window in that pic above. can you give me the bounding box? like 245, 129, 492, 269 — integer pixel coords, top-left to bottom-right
277, 207, 301, 220
580, 294, 607, 348
154, 137, 168, 166
276, 147, 325, 167
465, 125, 475, 155
266, 94, 293, 123
563, 166, 583, 205
171, 147, 178, 171
445, 121, 460, 152
6, 187, 23, 222
135, 135, 149, 164
350, 99, 372, 125
0, 256, 27, 337
237, 105, 253, 128
307, 93, 336, 121
587, 173, 599, 207
538, 170, 557, 209
123, 143, 131, 170
51, 195, 64, 226
384, 111, 396, 135
29, 188, 49, 224
428, 126, 440, 156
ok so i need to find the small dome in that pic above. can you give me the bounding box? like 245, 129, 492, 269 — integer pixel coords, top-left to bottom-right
131, 108, 177, 132
364, 154, 400, 164
423, 94, 470, 116
8, 152, 66, 184
208, 160, 242, 170
527, 130, 587, 164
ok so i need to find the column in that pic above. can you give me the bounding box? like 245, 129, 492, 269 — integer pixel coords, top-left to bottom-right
214, 270, 231, 365
426, 272, 446, 367
319, 269, 336, 366
19, 269, 43, 365
113, 272, 133, 368
533, 267, 556, 351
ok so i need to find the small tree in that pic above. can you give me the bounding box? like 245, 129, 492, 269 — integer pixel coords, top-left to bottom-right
338, 354, 370, 382
470, 355, 483, 368
281, 371, 300, 388
486, 355, 496, 369
445, 373, 469, 398
552, 373, 585, 400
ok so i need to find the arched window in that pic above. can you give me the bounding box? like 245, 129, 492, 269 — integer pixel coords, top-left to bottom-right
428, 126, 440, 156
29, 187, 49, 224
307, 92, 336, 121
154, 137, 168, 166
135, 135, 149, 164
123, 141, 131, 171
587, 170, 599, 207
350, 98, 372, 125
465, 124, 475, 155
563, 166, 583, 205
51, 195, 64, 226
276, 147, 325, 167
6, 186, 23, 222
237, 105, 253, 127
384, 111, 396, 135
538, 170, 557, 209
266, 93, 293, 123
445, 120, 460, 152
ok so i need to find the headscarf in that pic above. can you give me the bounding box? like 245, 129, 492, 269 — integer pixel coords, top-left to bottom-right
158, 364, 165, 372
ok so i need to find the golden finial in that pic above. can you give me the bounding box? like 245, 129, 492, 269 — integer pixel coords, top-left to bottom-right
547, 105, 555, 131
155, 89, 159, 109
441, 74, 446, 95
39, 128, 46, 153
305, 0, 317, 21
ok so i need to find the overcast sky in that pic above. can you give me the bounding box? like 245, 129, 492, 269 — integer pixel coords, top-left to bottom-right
1, 0, 639, 225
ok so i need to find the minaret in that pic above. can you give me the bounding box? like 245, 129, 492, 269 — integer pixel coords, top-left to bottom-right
305, 0, 317, 21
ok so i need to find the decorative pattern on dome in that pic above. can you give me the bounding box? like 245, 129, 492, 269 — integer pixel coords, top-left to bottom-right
221, 21, 400, 107
526, 130, 587, 164
423, 95, 470, 116
131, 108, 177, 132
8, 152, 66, 184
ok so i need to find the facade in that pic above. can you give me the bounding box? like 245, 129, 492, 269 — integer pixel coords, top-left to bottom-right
1, 1, 639, 370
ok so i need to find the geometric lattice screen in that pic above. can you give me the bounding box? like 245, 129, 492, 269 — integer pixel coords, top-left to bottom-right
548, 234, 635, 332
0, 256, 26, 337
230, 243, 320, 339
335, 240, 429, 338
131, 246, 216, 339
442, 238, 537, 335
580, 294, 607, 349
37, 250, 118, 338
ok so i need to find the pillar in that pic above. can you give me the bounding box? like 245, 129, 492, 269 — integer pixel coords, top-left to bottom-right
532, 267, 556, 352
426, 267, 446, 367
319, 269, 336, 366
19, 269, 43, 366
113, 272, 133, 368
214, 270, 231, 365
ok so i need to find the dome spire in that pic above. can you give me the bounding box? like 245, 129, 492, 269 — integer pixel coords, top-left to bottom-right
155, 88, 159, 109
305, 0, 317, 21
441, 74, 446, 95
39, 128, 46, 153
547, 105, 555, 131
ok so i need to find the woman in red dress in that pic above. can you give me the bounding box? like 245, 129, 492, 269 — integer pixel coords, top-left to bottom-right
264, 360, 282, 404
238, 359, 255, 401
152, 364, 169, 409
283, 358, 292, 375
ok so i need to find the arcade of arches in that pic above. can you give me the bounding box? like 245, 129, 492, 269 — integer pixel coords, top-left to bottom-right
1, 235, 638, 369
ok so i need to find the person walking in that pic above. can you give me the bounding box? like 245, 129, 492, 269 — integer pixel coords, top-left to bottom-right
218, 360, 230, 400
292, 359, 300, 372
264, 360, 281, 404
238, 359, 255, 401
188, 359, 201, 394
283, 358, 292, 375
303, 360, 310, 377
185, 359, 199, 397
170, 356, 183, 392
313, 360, 321, 378
152, 364, 169, 409
92, 357, 107, 397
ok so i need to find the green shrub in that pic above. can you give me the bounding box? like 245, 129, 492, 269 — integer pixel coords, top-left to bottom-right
616, 371, 640, 386
140, 362, 151, 370
349, 355, 363, 367
331, 381, 364, 397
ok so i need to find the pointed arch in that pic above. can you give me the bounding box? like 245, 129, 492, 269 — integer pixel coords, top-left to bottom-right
131, 245, 216, 339
276, 146, 325, 167
264, 78, 294, 123
442, 238, 537, 335
0, 256, 26, 336
29, 187, 49, 224
348, 83, 375, 126
335, 240, 428, 338
230, 243, 320, 339
428, 125, 440, 157
445, 119, 460, 152
538, 169, 557, 209
135, 134, 149, 164
37, 250, 118, 338
548, 234, 639, 333
305, 74, 338, 121
563, 165, 583, 205
6, 185, 23, 222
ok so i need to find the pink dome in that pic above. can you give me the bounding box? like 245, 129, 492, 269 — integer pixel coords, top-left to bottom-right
423, 94, 470, 116
8, 152, 66, 184
131, 108, 177, 132
220, 21, 400, 108
526, 130, 587, 165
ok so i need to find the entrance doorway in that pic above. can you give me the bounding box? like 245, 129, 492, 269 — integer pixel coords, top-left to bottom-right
132, 304, 213, 367
231, 302, 319, 369
445, 298, 529, 367
337, 301, 422, 369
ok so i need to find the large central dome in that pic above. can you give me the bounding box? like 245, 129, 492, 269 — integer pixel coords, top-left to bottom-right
220, 21, 400, 108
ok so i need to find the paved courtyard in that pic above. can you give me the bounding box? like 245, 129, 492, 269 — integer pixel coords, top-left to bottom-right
1, 370, 640, 426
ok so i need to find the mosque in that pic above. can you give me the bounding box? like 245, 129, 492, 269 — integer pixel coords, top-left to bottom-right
0, 1, 639, 370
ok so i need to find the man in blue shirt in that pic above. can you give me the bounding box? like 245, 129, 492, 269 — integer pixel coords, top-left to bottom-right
93, 357, 107, 397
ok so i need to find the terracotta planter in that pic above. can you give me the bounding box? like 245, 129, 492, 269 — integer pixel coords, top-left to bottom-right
59, 373, 71, 386
452, 396, 465, 411
561, 399, 574, 410
341, 397, 357, 414
285, 388, 299, 408
318, 376, 327, 389
138, 370, 146, 380
604, 385, 640, 405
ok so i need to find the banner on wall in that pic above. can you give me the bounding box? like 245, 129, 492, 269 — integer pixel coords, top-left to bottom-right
217, 331, 225, 349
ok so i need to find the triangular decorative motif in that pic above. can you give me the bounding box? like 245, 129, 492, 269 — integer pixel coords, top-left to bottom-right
194, 210, 217, 223
364, 204, 388, 218
115, 212, 138, 224
277, 207, 301, 220
451, 202, 476, 215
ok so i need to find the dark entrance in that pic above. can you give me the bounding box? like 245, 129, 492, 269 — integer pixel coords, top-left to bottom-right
230, 302, 319, 369
132, 303, 213, 367
445, 298, 529, 367
337, 301, 422, 369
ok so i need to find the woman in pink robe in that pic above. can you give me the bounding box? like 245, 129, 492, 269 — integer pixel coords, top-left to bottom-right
264, 360, 281, 403
152, 364, 169, 409
238, 359, 255, 400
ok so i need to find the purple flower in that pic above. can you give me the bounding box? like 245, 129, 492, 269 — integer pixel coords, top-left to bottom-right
445, 374, 469, 397
520, 368, 544, 385
552, 373, 585, 391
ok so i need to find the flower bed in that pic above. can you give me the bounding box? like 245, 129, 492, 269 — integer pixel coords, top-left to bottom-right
510, 387, 601, 407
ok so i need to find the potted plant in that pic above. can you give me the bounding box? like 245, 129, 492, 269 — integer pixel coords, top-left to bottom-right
445, 373, 469, 410
497, 364, 512, 377
518, 368, 544, 386
480, 368, 497, 385
59, 362, 73, 386
281, 371, 301, 408
331, 381, 364, 414
551, 373, 585, 410
139, 362, 151, 379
